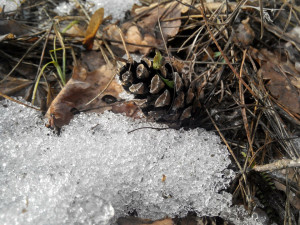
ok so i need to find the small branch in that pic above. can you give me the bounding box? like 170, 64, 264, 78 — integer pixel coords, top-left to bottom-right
253, 158, 300, 172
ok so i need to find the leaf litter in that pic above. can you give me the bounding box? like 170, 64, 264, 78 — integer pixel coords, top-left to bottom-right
0, 0, 300, 224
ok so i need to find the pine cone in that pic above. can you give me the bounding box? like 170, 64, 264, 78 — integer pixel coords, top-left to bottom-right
119, 57, 205, 123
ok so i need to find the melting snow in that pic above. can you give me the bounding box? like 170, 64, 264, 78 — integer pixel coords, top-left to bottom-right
54, 0, 139, 21
0, 99, 266, 224
0, 0, 21, 12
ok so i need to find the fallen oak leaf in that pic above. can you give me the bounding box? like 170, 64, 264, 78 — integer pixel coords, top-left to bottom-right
83, 8, 104, 50
46, 63, 123, 128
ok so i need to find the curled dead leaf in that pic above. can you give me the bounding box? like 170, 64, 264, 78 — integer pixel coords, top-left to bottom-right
83, 8, 104, 50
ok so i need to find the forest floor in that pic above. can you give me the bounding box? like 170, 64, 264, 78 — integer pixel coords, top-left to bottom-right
0, 0, 300, 224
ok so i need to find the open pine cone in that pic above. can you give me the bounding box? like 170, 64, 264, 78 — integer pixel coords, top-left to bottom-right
119, 56, 207, 124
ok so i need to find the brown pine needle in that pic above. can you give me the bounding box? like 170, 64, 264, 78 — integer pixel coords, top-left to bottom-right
0, 91, 42, 111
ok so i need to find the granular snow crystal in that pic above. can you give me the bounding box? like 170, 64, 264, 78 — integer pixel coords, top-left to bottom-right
0, 99, 266, 224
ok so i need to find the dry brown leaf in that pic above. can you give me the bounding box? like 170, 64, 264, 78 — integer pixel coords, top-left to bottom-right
180, 0, 192, 13
83, 8, 104, 50
9, 61, 37, 79
160, 3, 181, 38
125, 25, 145, 51
0, 77, 33, 95
291, 77, 300, 89
117, 217, 173, 225
134, 2, 159, 15
64, 23, 85, 37
0, 77, 49, 110
194, 1, 264, 13
117, 217, 153, 225
143, 218, 174, 225
232, 17, 255, 47
135, 1, 181, 38
0, 20, 33, 36
251, 48, 300, 115
81, 51, 106, 72
259, 62, 300, 114
201, 47, 214, 61
46, 63, 123, 128
104, 2, 182, 54
104, 23, 157, 54
111, 101, 144, 119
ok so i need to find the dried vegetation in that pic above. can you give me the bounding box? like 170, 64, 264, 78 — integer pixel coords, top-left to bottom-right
0, 0, 300, 224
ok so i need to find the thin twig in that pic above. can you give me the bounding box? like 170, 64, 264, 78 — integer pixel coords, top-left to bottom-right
118, 27, 132, 64
128, 126, 171, 134
239, 49, 254, 157
253, 158, 300, 172
0, 91, 42, 111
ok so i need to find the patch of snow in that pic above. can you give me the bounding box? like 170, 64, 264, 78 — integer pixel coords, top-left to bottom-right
0, 0, 21, 12
54, 0, 139, 21
85, 0, 139, 21
288, 26, 300, 40
122, 53, 142, 62
118, 89, 135, 100
0, 99, 266, 224
54, 2, 76, 17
